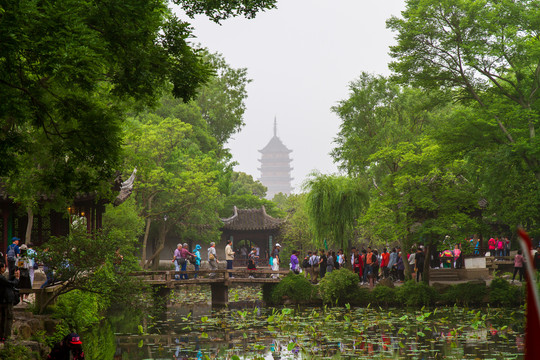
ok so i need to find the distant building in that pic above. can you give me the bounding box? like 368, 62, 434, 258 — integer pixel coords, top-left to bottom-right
258, 119, 293, 199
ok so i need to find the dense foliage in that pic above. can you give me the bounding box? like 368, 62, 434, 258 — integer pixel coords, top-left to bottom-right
34, 226, 145, 313
326, 0, 540, 266
304, 174, 369, 250
318, 269, 366, 305
267, 273, 523, 308
443, 282, 488, 307
264, 273, 317, 305
219, 171, 285, 218
387, 0, 540, 234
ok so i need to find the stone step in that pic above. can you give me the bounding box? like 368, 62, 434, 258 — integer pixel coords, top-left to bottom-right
429, 269, 460, 281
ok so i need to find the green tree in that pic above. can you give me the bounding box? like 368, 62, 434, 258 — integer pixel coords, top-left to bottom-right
196, 51, 252, 145
219, 171, 284, 218
427, 105, 540, 233
331, 74, 482, 281
387, 0, 540, 232
387, 0, 540, 180
35, 226, 143, 313
331, 73, 440, 247
230, 171, 267, 198
304, 173, 369, 250
123, 117, 223, 269
0, 0, 276, 194
154, 50, 252, 153
332, 72, 438, 177
278, 194, 314, 254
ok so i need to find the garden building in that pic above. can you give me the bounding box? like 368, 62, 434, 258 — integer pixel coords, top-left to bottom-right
0, 170, 135, 252
219, 206, 284, 266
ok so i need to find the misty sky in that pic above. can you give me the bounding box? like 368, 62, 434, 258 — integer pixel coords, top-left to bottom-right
174, 1, 406, 192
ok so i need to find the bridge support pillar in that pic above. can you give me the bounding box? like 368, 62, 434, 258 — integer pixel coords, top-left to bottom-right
153, 285, 171, 310
211, 283, 228, 307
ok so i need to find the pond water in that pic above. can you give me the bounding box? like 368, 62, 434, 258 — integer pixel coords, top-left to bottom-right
86, 286, 525, 360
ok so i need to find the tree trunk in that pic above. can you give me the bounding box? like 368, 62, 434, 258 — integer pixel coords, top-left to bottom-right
140, 217, 152, 268
25, 207, 33, 243
147, 222, 168, 270
423, 244, 431, 284
140, 194, 155, 268
400, 237, 412, 280
403, 253, 411, 280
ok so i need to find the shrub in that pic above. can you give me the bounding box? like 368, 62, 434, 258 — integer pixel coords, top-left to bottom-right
48, 290, 108, 346
353, 287, 373, 306
372, 284, 398, 306
443, 282, 487, 306
396, 280, 439, 306
319, 268, 362, 305
267, 272, 316, 305
0, 343, 34, 360
489, 277, 523, 306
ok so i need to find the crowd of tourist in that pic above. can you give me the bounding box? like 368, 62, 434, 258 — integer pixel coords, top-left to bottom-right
279, 236, 540, 287
292, 247, 413, 286
167, 235, 540, 286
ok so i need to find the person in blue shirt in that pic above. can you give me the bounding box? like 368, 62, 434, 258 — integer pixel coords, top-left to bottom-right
193, 245, 201, 278
6, 237, 20, 279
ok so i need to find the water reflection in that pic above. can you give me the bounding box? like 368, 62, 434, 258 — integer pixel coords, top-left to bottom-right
87, 302, 524, 360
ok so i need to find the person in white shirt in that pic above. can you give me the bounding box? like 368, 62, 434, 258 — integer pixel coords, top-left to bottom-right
208, 242, 218, 277
225, 240, 235, 278
309, 251, 320, 283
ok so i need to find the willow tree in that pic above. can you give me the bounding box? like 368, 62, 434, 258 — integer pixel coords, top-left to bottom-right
304, 174, 369, 251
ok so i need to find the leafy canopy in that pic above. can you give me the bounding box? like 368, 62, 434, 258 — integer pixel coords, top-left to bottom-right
0, 0, 276, 197
304, 174, 368, 250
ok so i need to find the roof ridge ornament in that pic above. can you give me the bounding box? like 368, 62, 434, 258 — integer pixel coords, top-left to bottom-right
114, 168, 137, 206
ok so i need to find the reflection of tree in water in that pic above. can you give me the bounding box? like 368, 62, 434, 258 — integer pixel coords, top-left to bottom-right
88, 306, 524, 359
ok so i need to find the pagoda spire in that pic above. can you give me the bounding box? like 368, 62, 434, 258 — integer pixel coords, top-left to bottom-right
273, 116, 277, 137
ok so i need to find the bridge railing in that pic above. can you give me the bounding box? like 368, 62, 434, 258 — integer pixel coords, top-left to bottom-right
128, 268, 291, 284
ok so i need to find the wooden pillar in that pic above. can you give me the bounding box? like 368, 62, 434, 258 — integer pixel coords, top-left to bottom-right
211, 283, 228, 307
92, 206, 96, 232
96, 205, 104, 230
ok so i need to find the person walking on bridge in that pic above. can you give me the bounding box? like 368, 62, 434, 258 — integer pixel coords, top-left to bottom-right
225, 240, 235, 278
173, 243, 195, 280
208, 242, 219, 277
193, 245, 201, 278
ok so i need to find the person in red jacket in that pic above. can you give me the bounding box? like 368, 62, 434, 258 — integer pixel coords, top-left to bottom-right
351, 247, 363, 281
47, 333, 85, 360
380, 248, 390, 278
488, 237, 496, 255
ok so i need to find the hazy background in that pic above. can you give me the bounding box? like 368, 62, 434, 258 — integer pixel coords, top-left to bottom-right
174, 1, 406, 192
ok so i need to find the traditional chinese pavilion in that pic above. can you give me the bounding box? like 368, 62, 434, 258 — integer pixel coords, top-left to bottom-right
258, 119, 293, 199
0, 170, 135, 252
219, 206, 284, 264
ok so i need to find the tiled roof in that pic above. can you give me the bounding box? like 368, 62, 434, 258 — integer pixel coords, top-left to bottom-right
221, 206, 284, 231
258, 135, 292, 154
